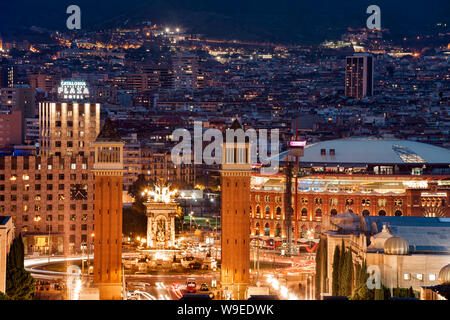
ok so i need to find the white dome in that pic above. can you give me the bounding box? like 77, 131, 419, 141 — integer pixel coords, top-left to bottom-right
368, 225, 394, 251
438, 264, 450, 285
384, 236, 409, 255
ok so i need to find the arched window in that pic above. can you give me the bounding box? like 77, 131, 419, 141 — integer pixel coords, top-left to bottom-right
275, 224, 282, 237
249, 206, 253, 217
265, 206, 270, 217
256, 206, 261, 217
276, 207, 282, 217
264, 223, 270, 236
255, 222, 260, 235
362, 210, 370, 216
395, 210, 403, 217
315, 208, 322, 217
301, 208, 307, 217
330, 209, 338, 216
378, 210, 387, 216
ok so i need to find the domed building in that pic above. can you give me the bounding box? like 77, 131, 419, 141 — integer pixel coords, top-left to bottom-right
438, 264, 450, 285
367, 225, 394, 253
384, 236, 410, 255
323, 215, 450, 298
421, 264, 450, 300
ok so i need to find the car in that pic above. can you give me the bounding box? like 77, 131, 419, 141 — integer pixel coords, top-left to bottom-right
186, 278, 197, 293
200, 283, 209, 291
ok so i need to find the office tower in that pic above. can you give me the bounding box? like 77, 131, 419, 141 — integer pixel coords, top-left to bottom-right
220, 120, 251, 300
345, 54, 374, 99
93, 118, 124, 300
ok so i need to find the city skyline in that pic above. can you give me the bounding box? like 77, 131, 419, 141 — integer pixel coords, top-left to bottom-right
0, 1, 448, 306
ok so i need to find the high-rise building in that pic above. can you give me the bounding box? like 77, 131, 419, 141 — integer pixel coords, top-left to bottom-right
93, 118, 124, 300
172, 51, 203, 89
0, 86, 36, 118
29, 73, 61, 93
220, 120, 252, 300
0, 110, 23, 147
345, 54, 374, 99
0, 64, 16, 88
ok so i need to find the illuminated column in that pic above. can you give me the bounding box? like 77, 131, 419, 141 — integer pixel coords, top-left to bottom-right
93, 118, 124, 300
220, 120, 252, 300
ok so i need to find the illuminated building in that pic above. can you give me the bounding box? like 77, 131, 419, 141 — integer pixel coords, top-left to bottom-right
142, 183, 177, 249
173, 51, 204, 89
0, 216, 13, 294
322, 213, 450, 298
0, 155, 94, 255
39, 80, 100, 157
250, 138, 450, 249
93, 118, 124, 300
220, 120, 252, 300
345, 54, 374, 99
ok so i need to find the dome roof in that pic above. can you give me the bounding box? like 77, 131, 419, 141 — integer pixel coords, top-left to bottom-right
438, 264, 450, 285
368, 225, 394, 251
384, 236, 409, 255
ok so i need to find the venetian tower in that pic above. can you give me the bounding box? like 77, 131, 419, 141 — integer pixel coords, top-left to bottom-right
92, 118, 124, 300
220, 119, 252, 300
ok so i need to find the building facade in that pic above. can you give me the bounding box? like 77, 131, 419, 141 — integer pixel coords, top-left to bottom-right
0, 155, 94, 255
345, 54, 374, 99
39, 101, 101, 157
249, 139, 450, 248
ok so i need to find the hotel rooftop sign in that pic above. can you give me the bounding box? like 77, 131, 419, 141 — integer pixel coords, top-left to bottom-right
57, 80, 90, 100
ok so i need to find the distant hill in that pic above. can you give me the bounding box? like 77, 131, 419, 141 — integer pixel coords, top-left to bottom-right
1, 0, 449, 44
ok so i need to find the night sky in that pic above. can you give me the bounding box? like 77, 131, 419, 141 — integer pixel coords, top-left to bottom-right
1, 0, 449, 43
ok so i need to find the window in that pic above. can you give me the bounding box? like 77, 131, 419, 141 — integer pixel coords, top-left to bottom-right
378, 199, 387, 207
71, 163, 76, 170
301, 208, 307, 217
58, 215, 64, 221
276, 207, 282, 217
315, 198, 322, 205
429, 274, 436, 281
404, 274, 410, 280
416, 274, 423, 281
47, 184, 53, 191
330, 198, 338, 206
265, 206, 270, 217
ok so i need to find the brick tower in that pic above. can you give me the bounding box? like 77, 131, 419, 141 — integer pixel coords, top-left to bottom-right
92, 118, 124, 300
220, 120, 252, 300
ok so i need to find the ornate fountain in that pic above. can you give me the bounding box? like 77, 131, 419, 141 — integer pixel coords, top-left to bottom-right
142, 182, 178, 249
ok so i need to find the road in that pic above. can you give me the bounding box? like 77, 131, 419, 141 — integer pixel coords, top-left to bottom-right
25, 256, 218, 300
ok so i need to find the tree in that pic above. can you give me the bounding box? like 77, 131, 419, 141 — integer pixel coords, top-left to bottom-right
123, 207, 147, 237
341, 247, 353, 297
315, 239, 322, 300
5, 236, 35, 300
0, 292, 10, 300
331, 245, 341, 296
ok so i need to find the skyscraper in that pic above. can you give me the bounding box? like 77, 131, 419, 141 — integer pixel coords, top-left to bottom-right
345, 54, 374, 99
220, 120, 251, 300
92, 118, 124, 300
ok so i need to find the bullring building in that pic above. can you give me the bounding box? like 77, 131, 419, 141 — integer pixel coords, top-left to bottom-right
250, 138, 450, 250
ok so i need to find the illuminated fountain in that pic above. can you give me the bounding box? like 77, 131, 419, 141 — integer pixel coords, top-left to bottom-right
142, 182, 178, 249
